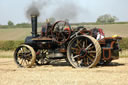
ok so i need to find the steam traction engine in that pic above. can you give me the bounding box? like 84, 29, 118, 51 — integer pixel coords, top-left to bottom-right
14, 16, 122, 68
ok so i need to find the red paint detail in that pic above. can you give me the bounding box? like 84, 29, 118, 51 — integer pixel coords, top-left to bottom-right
36, 51, 40, 55
103, 48, 111, 60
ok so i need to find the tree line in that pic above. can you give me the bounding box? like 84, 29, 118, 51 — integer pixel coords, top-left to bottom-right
0, 14, 127, 28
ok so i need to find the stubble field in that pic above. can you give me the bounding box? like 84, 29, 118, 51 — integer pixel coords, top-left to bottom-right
0, 58, 128, 85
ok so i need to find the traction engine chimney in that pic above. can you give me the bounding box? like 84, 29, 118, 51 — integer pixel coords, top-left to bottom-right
31, 15, 37, 37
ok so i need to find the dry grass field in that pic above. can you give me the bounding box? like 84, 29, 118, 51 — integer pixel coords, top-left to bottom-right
72, 24, 128, 37
0, 50, 13, 58
0, 28, 31, 40
85, 24, 128, 37
0, 58, 128, 85
0, 24, 128, 40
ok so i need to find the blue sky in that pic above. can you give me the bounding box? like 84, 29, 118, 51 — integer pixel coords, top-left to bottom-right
0, 0, 128, 25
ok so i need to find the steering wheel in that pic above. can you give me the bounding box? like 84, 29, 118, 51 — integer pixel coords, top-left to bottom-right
51, 21, 71, 44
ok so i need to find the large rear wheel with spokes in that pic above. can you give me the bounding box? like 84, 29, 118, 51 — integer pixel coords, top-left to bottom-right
14, 44, 36, 68
67, 35, 101, 68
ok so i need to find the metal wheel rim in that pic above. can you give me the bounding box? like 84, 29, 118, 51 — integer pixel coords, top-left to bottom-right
14, 44, 36, 68
67, 35, 101, 68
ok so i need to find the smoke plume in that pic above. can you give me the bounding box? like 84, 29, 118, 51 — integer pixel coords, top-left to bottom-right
52, 2, 82, 21
26, 0, 88, 22
26, 0, 49, 20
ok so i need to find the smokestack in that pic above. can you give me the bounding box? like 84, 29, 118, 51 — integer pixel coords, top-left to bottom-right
31, 15, 38, 38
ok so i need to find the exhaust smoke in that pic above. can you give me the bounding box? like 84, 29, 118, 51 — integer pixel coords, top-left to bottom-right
26, 0, 49, 20
25, 0, 89, 22
52, 2, 81, 21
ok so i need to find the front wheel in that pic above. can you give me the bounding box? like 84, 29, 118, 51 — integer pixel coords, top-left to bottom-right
67, 35, 101, 68
14, 44, 36, 68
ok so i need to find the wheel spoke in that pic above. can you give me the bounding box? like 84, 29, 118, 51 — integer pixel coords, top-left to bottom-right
78, 59, 83, 67
17, 53, 21, 58
71, 47, 79, 52
76, 39, 81, 49
20, 58, 24, 65
87, 55, 94, 62
20, 48, 24, 53
83, 41, 85, 48
71, 47, 78, 50
18, 57, 22, 63
85, 44, 92, 50
88, 46, 95, 50
22, 47, 26, 52
86, 58, 89, 65
83, 57, 88, 65
79, 41, 83, 47
71, 55, 79, 62
71, 46, 80, 54
73, 55, 79, 59
88, 53, 96, 59
26, 53, 31, 57
88, 51, 96, 54
85, 39, 88, 47
24, 59, 28, 65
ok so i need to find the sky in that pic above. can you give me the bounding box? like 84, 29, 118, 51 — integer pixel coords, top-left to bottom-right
0, 0, 128, 25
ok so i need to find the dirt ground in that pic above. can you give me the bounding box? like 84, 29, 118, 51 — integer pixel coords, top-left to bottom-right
0, 58, 128, 85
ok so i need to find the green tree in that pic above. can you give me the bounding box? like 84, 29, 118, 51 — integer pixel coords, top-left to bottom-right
8, 20, 14, 26
96, 14, 118, 24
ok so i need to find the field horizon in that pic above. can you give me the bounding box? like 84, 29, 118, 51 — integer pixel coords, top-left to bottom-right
0, 24, 128, 40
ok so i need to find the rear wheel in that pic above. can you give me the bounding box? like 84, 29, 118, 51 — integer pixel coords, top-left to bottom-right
14, 44, 36, 68
67, 35, 101, 68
